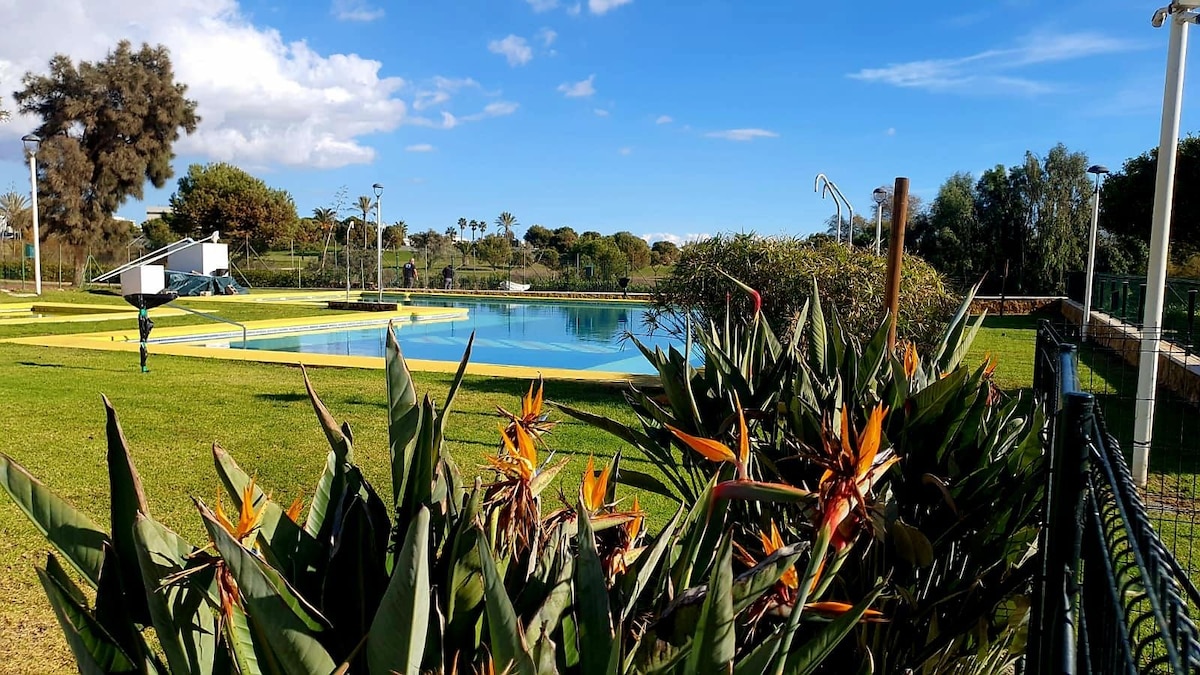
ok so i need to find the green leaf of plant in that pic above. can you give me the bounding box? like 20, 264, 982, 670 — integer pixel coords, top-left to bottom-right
198, 500, 337, 674
476, 526, 535, 675
523, 547, 574, 647
713, 480, 816, 504
733, 628, 783, 675
732, 542, 807, 615
132, 514, 218, 675
101, 396, 153, 627
320, 491, 389, 659
37, 555, 137, 674
386, 325, 423, 510
211, 444, 319, 586
367, 506, 431, 675
0, 452, 108, 587
574, 501, 617, 675
530, 458, 570, 499
617, 504, 683, 624
435, 332, 475, 451
684, 532, 736, 675
784, 583, 885, 675
224, 601, 279, 675
613, 468, 678, 501
303, 367, 354, 542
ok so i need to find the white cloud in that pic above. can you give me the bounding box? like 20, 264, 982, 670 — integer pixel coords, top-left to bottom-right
705, 128, 779, 142
418, 101, 518, 130
640, 232, 710, 245
655, 115, 673, 125
849, 31, 1143, 95
331, 0, 383, 21
0, 0, 418, 168
618, 147, 632, 155
557, 74, 596, 98
594, 108, 610, 117
539, 28, 558, 47
0, 0, 518, 169
412, 76, 479, 111
405, 144, 435, 152
489, 35, 533, 67
885, 127, 896, 136
567, 3, 582, 16
527, 0, 558, 12
589, 0, 632, 15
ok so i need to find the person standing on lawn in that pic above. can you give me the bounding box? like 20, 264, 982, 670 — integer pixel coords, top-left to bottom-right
403, 258, 419, 288
442, 264, 455, 290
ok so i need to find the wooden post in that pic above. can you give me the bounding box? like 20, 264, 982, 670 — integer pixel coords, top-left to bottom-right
884, 177, 910, 351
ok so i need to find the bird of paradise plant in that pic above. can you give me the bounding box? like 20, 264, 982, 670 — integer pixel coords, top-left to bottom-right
497, 376, 556, 443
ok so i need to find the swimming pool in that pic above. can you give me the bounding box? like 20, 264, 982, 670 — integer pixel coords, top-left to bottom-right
224, 297, 677, 374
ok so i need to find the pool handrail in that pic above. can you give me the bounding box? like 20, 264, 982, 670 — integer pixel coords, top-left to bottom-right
166, 301, 248, 347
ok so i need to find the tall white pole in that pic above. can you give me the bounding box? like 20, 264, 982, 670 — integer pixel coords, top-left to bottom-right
27, 151, 41, 295
376, 195, 383, 302
1081, 173, 1102, 341
875, 202, 883, 256
1134, 8, 1193, 487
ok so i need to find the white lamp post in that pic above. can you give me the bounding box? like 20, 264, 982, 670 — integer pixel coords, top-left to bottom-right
345, 221, 354, 301
1081, 164, 1110, 341
373, 183, 384, 301
1134, 2, 1200, 487
872, 187, 888, 256
21, 134, 42, 295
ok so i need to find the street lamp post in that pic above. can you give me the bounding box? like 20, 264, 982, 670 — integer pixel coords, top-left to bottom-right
373, 183, 384, 301
1134, 2, 1200, 487
1081, 164, 1110, 342
345, 222, 354, 301
872, 187, 888, 256
21, 134, 42, 295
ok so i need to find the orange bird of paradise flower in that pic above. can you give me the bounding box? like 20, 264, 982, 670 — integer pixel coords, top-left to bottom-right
666, 393, 751, 480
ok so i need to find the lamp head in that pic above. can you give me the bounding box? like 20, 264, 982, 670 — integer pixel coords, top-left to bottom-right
373, 183, 384, 198
1087, 164, 1110, 176
21, 134, 41, 155
872, 187, 888, 204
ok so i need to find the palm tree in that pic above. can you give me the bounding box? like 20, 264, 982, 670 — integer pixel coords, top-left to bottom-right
356, 196, 375, 247
0, 191, 31, 240
496, 212, 518, 240
458, 218, 467, 243
469, 219, 478, 242
313, 207, 338, 268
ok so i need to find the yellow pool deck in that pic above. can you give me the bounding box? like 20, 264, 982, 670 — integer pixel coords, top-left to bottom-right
0, 302, 188, 325
4, 302, 658, 386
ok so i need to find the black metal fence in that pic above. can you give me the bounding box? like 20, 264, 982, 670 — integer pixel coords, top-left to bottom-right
1031, 320, 1200, 673
1072, 272, 1200, 355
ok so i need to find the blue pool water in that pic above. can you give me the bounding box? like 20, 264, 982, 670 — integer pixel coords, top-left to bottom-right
229, 297, 680, 374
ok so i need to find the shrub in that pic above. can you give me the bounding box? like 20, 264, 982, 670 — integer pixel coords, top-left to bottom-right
651, 233, 957, 348
558, 283, 1042, 672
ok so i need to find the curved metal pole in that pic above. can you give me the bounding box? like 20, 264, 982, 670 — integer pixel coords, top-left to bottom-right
815, 173, 855, 244
814, 174, 841, 242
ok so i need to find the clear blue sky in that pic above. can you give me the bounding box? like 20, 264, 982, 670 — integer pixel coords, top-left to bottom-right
0, 0, 1190, 243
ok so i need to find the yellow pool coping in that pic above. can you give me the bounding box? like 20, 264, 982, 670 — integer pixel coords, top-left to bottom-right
180, 289, 651, 307
4, 305, 659, 386
0, 302, 189, 325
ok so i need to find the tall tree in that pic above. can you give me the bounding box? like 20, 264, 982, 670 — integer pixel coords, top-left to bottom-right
356, 195, 375, 247
15, 40, 199, 282
1028, 144, 1091, 292
383, 221, 408, 249
0, 191, 31, 239
612, 231, 651, 270
168, 162, 298, 252
313, 207, 339, 268
912, 172, 979, 284
458, 218, 468, 243
524, 224, 553, 249
495, 211, 518, 240
650, 240, 680, 266
551, 227, 578, 259
476, 233, 513, 269
1101, 134, 1200, 263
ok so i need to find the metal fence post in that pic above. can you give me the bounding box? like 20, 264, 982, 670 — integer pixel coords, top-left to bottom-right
1037, 388, 1094, 675
1188, 288, 1196, 350
1122, 281, 1131, 321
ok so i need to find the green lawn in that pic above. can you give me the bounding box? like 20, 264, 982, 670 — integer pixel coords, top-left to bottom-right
0, 290, 670, 671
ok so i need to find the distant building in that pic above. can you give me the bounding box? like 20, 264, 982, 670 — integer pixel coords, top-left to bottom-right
145, 205, 172, 222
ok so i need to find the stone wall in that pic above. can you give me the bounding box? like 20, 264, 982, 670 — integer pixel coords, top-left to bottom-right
1061, 300, 1200, 406
970, 296, 1063, 316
